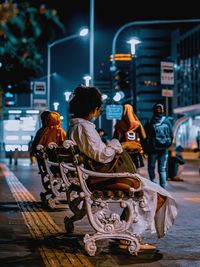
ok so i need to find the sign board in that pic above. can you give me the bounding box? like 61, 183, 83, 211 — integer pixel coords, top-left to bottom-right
34, 81, 46, 95
161, 61, 174, 85
33, 99, 47, 110
162, 89, 174, 97
106, 105, 123, 120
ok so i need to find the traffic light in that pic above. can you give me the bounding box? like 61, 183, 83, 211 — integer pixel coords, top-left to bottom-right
4, 91, 16, 107
113, 70, 131, 91
4, 84, 16, 107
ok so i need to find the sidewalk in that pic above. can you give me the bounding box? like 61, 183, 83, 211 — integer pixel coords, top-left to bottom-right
0, 156, 200, 266
182, 151, 200, 160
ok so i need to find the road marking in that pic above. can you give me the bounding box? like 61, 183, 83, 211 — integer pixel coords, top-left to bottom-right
185, 197, 200, 203
0, 164, 93, 267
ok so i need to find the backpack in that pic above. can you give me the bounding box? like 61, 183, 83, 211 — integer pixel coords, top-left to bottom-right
149, 116, 173, 150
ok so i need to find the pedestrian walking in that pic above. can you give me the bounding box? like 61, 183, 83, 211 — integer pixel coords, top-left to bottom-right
28, 136, 36, 165
13, 148, 19, 166
144, 103, 174, 188
196, 131, 200, 158
8, 150, 13, 165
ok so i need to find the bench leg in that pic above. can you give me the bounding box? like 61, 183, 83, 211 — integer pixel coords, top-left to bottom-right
84, 232, 140, 256
81, 197, 141, 256
64, 198, 87, 233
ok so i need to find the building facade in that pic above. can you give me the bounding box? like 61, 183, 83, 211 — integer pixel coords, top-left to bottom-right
172, 25, 200, 148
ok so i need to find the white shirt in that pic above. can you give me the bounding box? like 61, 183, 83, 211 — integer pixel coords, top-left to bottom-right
68, 118, 123, 163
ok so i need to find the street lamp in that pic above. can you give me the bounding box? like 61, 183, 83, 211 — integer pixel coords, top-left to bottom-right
110, 19, 200, 116
127, 37, 141, 111
47, 27, 89, 109
64, 91, 72, 129
113, 91, 125, 102
83, 75, 92, 87
127, 38, 141, 55
53, 102, 59, 111
111, 19, 200, 73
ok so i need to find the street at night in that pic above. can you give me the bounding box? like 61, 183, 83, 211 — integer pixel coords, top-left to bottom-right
0, 1, 200, 267
0, 153, 199, 267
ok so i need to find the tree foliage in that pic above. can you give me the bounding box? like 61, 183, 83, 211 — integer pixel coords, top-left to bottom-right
0, 1, 65, 93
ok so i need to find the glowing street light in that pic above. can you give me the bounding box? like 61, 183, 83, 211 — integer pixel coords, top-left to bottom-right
111, 19, 200, 73
127, 38, 141, 56
64, 91, 72, 129
102, 94, 108, 101
64, 92, 72, 102
83, 75, 92, 87
127, 37, 141, 110
47, 27, 89, 109
53, 102, 59, 111
80, 28, 89, 36
113, 91, 125, 102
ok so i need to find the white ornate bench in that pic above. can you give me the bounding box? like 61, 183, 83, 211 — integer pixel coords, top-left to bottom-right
58, 140, 148, 256
36, 143, 73, 209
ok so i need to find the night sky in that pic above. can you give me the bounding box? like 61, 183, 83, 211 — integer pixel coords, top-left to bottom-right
25, 0, 200, 33
17, 0, 199, 126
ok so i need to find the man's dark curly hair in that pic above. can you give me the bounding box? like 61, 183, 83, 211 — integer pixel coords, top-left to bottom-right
40, 110, 50, 126
69, 86, 102, 118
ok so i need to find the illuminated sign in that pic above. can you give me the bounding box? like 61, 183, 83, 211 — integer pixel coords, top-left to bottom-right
34, 81, 46, 95
106, 105, 123, 120
110, 54, 132, 62
161, 61, 174, 85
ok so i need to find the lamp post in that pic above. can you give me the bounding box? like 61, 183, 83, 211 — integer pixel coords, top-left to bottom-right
64, 91, 72, 129
47, 27, 89, 110
83, 75, 92, 86
127, 38, 141, 112
90, 0, 94, 85
53, 102, 59, 111
110, 19, 200, 115
111, 19, 200, 72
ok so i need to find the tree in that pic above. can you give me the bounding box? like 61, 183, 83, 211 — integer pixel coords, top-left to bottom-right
0, 1, 65, 93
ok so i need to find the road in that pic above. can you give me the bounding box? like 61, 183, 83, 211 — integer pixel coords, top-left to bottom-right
0, 155, 200, 267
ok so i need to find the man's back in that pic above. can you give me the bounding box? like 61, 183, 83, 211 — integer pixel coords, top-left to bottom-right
145, 115, 173, 152
145, 103, 173, 189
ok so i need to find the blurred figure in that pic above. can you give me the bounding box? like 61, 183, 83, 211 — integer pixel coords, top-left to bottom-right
97, 128, 108, 144
36, 111, 66, 148
168, 145, 185, 181
28, 135, 36, 165
144, 103, 173, 189
8, 150, 13, 165
31, 110, 51, 154
14, 148, 19, 166
196, 131, 200, 158
113, 104, 146, 170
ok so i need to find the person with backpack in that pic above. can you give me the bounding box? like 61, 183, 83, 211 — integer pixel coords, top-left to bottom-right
144, 103, 174, 189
